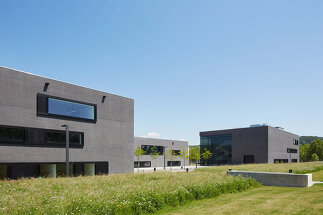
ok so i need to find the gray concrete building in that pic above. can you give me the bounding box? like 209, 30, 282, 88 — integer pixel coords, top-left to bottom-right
200, 126, 299, 165
134, 137, 189, 169
0, 66, 134, 179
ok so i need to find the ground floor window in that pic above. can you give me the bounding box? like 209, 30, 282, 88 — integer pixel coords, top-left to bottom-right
292, 159, 298, 163
134, 161, 151, 168
244, 155, 255, 164
274, 159, 288, 163
0, 162, 108, 179
167, 161, 181, 166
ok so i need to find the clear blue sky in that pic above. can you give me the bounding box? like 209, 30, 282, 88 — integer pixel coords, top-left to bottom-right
1, 1, 323, 145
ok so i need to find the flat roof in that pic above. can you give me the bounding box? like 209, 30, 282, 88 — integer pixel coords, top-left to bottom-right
200, 126, 298, 136
0, 65, 133, 101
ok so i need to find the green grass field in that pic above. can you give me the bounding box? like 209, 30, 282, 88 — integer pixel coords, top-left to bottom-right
155, 165, 323, 215
0, 162, 322, 214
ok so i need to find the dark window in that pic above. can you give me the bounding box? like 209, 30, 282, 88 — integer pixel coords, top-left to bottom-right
73, 163, 84, 176
274, 159, 289, 163
293, 139, 299, 145
141, 145, 164, 155
45, 130, 83, 147
95, 162, 109, 175
0, 127, 25, 143
7, 164, 40, 180
37, 94, 97, 123
292, 159, 297, 163
0, 124, 83, 148
172, 150, 181, 155
167, 161, 181, 166
287, 148, 297, 153
200, 134, 232, 166
134, 161, 151, 168
244, 155, 255, 164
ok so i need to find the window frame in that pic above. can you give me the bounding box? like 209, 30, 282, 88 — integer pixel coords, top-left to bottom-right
293, 139, 299, 145
134, 161, 151, 168
37, 93, 97, 123
0, 124, 84, 148
167, 161, 181, 167
0, 125, 26, 144
287, 148, 297, 153
141, 145, 164, 155
44, 129, 84, 148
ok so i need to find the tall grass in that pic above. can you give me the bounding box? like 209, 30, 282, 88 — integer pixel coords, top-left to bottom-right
0, 162, 321, 214
0, 171, 258, 214
196, 161, 323, 174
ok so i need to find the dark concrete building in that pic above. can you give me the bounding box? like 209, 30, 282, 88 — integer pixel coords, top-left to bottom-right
0, 66, 134, 179
200, 126, 299, 165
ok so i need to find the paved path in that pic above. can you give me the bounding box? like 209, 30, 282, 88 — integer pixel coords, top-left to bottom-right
134, 166, 200, 173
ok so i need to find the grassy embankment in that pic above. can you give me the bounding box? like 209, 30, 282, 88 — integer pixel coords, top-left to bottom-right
156, 162, 323, 215
0, 169, 258, 214
0, 162, 322, 214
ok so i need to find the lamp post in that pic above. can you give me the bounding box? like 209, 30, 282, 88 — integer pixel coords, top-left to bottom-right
163, 146, 167, 170
62, 124, 69, 177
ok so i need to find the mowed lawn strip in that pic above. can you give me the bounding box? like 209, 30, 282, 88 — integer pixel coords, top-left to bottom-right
154, 170, 323, 215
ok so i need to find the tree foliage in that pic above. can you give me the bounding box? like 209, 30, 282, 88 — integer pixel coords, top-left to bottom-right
134, 146, 146, 172
300, 139, 323, 162
149, 146, 159, 169
201, 148, 213, 166
179, 146, 189, 169
300, 136, 323, 145
189, 147, 200, 168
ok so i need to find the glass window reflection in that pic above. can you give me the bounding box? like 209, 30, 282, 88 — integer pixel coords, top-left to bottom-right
48, 98, 95, 120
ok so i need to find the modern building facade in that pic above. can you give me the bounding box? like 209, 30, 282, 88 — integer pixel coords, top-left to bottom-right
200, 126, 299, 165
0, 66, 134, 179
134, 137, 189, 169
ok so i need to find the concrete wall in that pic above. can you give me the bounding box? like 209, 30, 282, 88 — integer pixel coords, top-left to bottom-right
268, 127, 299, 163
134, 137, 189, 168
228, 170, 313, 187
200, 126, 268, 164
200, 126, 299, 165
0, 66, 134, 174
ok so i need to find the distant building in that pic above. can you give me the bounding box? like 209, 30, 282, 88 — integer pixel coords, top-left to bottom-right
200, 126, 299, 165
134, 137, 189, 169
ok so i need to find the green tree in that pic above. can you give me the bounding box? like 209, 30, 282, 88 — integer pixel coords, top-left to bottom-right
311, 153, 319, 161
150, 146, 159, 171
201, 148, 213, 166
299, 139, 323, 162
189, 147, 200, 168
309, 139, 323, 160
134, 146, 146, 172
165, 148, 177, 170
179, 146, 189, 169
300, 144, 310, 162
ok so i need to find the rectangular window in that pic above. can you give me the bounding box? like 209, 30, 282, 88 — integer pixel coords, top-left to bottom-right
292, 159, 297, 163
0, 124, 83, 148
287, 148, 297, 153
172, 150, 181, 155
274, 159, 289, 163
200, 134, 232, 166
141, 145, 164, 155
134, 161, 151, 168
167, 161, 181, 166
0, 127, 25, 143
45, 130, 83, 147
293, 139, 299, 145
37, 94, 97, 123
